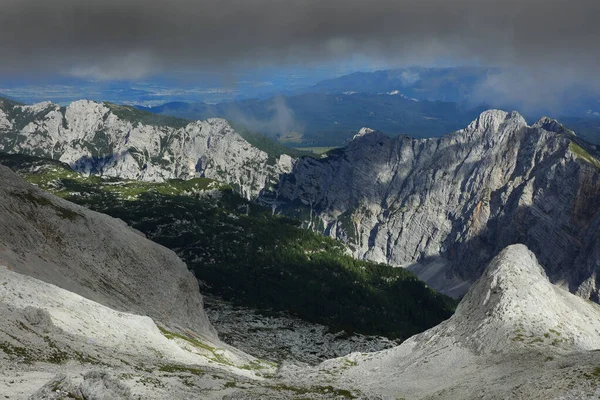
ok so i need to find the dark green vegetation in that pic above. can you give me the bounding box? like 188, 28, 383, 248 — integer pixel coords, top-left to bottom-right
0, 153, 456, 339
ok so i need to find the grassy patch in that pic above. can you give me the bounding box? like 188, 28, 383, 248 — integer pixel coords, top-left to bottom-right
159, 364, 205, 376
11, 191, 83, 221
0, 341, 32, 361
158, 327, 233, 366
569, 142, 600, 169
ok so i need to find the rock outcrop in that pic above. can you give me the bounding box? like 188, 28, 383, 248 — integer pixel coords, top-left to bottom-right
0, 99, 293, 199
290, 244, 600, 399
262, 110, 600, 299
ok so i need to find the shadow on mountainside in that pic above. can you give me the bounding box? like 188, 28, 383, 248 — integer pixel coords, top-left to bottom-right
260, 122, 600, 301
71, 150, 134, 177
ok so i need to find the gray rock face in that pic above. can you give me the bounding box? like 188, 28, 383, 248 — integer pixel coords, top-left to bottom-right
0, 99, 293, 199
262, 110, 600, 298
0, 165, 216, 340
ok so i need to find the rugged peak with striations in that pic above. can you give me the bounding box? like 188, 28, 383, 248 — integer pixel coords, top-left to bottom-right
261, 109, 600, 301
456, 110, 528, 144
0, 99, 293, 199
533, 116, 572, 134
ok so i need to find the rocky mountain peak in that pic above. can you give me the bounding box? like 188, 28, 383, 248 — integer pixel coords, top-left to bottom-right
266, 106, 600, 301
0, 99, 294, 199
533, 116, 570, 134
307, 245, 600, 399
462, 109, 527, 136
352, 127, 376, 140
446, 244, 600, 354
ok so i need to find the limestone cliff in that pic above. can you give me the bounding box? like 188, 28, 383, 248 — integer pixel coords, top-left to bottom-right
262, 110, 600, 298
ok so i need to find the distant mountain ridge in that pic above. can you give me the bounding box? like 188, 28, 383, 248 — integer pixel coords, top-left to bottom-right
139, 92, 486, 147
296, 66, 497, 102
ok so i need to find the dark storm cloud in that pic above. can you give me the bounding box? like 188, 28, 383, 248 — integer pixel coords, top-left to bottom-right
0, 0, 599, 80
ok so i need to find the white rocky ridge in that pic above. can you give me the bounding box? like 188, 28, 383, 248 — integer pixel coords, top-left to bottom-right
0, 99, 293, 199
283, 244, 600, 399
0, 165, 216, 339
262, 110, 600, 301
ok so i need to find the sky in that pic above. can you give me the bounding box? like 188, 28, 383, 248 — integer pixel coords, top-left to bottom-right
0, 0, 599, 109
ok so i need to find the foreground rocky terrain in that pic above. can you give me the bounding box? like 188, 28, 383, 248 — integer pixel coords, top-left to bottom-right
262, 111, 600, 300
203, 296, 399, 366
0, 166, 275, 398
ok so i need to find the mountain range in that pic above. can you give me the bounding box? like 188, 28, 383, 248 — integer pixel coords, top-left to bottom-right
1, 97, 600, 397
2, 99, 599, 301
0, 98, 292, 199
138, 92, 486, 147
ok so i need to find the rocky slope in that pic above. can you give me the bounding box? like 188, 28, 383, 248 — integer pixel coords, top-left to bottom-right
0, 165, 289, 398
0, 98, 293, 198
286, 244, 600, 399
262, 110, 600, 298
0, 165, 216, 340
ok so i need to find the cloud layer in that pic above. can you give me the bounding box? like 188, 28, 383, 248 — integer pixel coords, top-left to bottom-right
0, 0, 599, 81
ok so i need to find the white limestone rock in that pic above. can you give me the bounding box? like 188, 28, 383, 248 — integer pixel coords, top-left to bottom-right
0, 165, 219, 340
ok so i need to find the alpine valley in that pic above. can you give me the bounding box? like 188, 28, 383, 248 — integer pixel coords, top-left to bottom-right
0, 97, 600, 399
